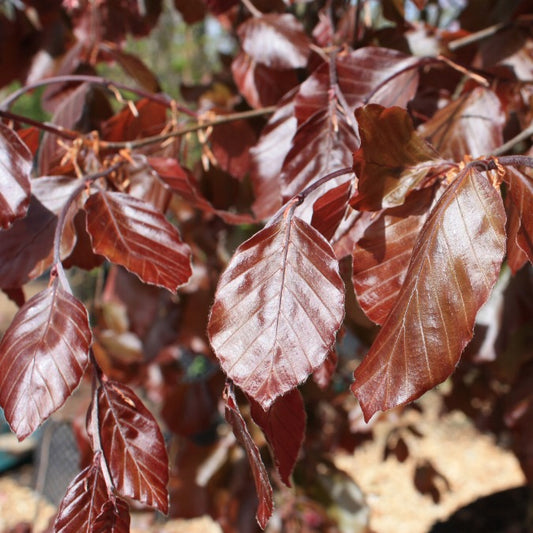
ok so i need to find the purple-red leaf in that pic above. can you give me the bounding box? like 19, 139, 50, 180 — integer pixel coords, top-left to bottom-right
84, 190, 192, 292
503, 166, 533, 267
0, 122, 32, 229
295, 47, 420, 124
92, 497, 130, 533
0, 176, 80, 289
311, 180, 354, 240
351, 168, 506, 420
237, 14, 310, 70
208, 210, 344, 409
281, 108, 357, 200
352, 105, 444, 211
0, 283, 91, 440
418, 87, 505, 160
352, 187, 436, 325
97, 380, 169, 513
54, 461, 108, 533
232, 51, 299, 109
250, 388, 306, 487
224, 382, 273, 529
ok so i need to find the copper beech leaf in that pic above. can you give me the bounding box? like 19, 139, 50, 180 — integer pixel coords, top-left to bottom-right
237, 14, 310, 70
418, 87, 505, 160
0, 282, 91, 440
208, 210, 345, 409
96, 380, 169, 513
503, 166, 533, 268
92, 497, 130, 533
0, 122, 32, 229
54, 461, 108, 532
84, 190, 192, 292
224, 382, 273, 529
352, 187, 436, 325
351, 168, 506, 420
352, 105, 444, 211
249, 388, 306, 487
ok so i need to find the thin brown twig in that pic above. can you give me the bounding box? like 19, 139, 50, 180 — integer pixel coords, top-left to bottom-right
0, 108, 78, 140
99, 106, 276, 150
493, 122, 533, 156
448, 22, 507, 51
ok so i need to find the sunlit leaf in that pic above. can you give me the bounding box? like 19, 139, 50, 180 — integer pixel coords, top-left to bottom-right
295, 47, 420, 124
352, 168, 506, 420
352, 105, 444, 211
250, 388, 306, 487
281, 108, 357, 200
0, 122, 32, 229
0, 282, 91, 439
54, 461, 108, 532
97, 380, 169, 513
85, 190, 192, 292
208, 210, 344, 409
224, 382, 273, 529
353, 187, 436, 325
418, 87, 505, 160
237, 14, 310, 70
250, 91, 297, 219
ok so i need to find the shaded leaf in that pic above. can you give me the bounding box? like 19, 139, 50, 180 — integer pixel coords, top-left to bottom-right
208, 210, 344, 409
173, 0, 206, 23
224, 382, 273, 529
352, 187, 436, 325
147, 157, 254, 224
205, 0, 238, 14
92, 497, 130, 533
418, 87, 505, 160
313, 348, 338, 389
0, 176, 80, 289
54, 461, 108, 533
0, 122, 32, 229
97, 380, 169, 513
0, 282, 91, 439
311, 180, 354, 240
100, 44, 160, 92
352, 168, 506, 420
250, 388, 306, 487
84, 190, 192, 292
505, 193, 529, 274
209, 119, 257, 181
232, 51, 299, 109
352, 105, 444, 211
503, 166, 533, 267
237, 14, 310, 70
102, 98, 167, 142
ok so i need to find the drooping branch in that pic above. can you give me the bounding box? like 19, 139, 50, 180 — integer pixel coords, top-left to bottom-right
0, 108, 78, 140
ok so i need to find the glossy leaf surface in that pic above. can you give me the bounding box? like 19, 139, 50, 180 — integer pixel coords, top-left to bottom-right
54, 461, 108, 533
352, 168, 506, 420
85, 190, 192, 292
0, 122, 32, 229
352, 105, 443, 211
97, 380, 169, 513
352, 187, 436, 325
224, 383, 273, 529
92, 497, 130, 533
237, 14, 310, 70
209, 211, 344, 409
250, 388, 306, 487
0, 283, 91, 439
